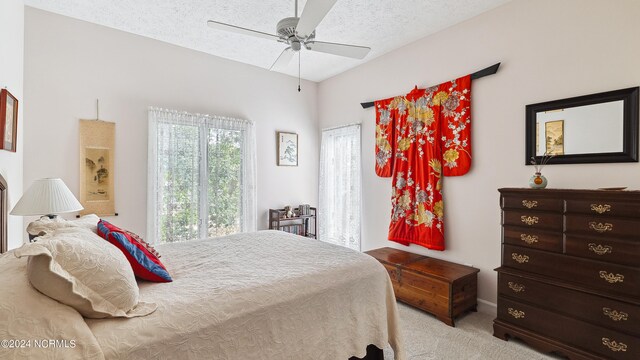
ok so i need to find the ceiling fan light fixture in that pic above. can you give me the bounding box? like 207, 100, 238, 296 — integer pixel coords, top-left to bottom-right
276, 17, 299, 39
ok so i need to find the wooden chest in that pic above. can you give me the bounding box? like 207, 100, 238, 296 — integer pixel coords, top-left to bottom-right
495, 188, 640, 360
365, 247, 479, 326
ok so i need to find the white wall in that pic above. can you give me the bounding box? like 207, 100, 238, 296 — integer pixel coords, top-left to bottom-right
23, 7, 318, 239
317, 0, 640, 307
0, 0, 24, 250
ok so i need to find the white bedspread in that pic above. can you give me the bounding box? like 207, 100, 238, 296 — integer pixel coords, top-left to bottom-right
86, 230, 405, 360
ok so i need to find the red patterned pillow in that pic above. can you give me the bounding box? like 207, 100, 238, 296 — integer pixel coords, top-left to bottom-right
97, 220, 172, 282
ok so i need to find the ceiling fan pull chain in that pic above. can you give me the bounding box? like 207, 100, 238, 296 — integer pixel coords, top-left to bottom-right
298, 51, 301, 92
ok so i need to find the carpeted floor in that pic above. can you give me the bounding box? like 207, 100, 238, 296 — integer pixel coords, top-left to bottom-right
383, 303, 561, 360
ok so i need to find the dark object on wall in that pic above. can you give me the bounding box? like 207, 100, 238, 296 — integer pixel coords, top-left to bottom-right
0, 89, 19, 152
365, 247, 479, 327
359, 62, 501, 109
525, 87, 639, 165
0, 173, 7, 253
269, 207, 316, 238
494, 188, 640, 359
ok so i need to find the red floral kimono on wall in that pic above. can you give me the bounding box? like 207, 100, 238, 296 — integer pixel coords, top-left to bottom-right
374, 75, 472, 250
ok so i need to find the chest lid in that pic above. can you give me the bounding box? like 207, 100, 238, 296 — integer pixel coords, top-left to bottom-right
364, 247, 425, 267
404, 257, 479, 283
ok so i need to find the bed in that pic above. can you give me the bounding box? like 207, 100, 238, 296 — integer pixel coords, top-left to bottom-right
0, 218, 404, 360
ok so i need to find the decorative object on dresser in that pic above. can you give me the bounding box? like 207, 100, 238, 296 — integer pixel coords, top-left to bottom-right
494, 188, 640, 360
528, 154, 553, 189
269, 207, 316, 238
0, 88, 18, 152
365, 247, 479, 326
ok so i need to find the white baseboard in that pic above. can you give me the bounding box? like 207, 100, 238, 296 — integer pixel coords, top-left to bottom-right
477, 298, 496, 316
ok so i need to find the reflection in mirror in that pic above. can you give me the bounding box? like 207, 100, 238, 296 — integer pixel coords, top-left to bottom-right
526, 86, 639, 165
535, 100, 624, 156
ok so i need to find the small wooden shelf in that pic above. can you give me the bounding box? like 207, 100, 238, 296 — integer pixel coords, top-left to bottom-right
269, 207, 317, 239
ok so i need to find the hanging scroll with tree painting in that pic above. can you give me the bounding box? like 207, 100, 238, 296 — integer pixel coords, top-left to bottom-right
79, 120, 116, 216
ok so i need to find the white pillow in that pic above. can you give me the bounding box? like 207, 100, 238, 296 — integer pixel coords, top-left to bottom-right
0, 251, 105, 360
71, 214, 100, 232
26, 214, 100, 238
14, 226, 156, 319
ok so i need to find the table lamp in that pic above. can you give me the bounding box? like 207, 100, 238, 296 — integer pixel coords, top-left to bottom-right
11, 178, 83, 218
11, 179, 83, 240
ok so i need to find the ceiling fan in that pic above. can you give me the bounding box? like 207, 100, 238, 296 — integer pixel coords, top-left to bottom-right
207, 0, 371, 91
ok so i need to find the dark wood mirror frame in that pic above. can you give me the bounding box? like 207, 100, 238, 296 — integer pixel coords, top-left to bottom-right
0, 173, 7, 253
525, 86, 639, 165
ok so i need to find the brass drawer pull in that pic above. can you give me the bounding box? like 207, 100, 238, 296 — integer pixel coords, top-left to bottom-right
508, 308, 525, 319
511, 253, 530, 264
522, 200, 538, 209
602, 337, 627, 352
508, 282, 525, 293
520, 234, 539, 244
520, 216, 539, 226
589, 222, 613, 233
591, 204, 611, 214
599, 271, 624, 284
603, 307, 629, 322
588, 243, 612, 256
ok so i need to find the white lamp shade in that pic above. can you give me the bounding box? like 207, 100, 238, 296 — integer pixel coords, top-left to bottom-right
11, 178, 83, 216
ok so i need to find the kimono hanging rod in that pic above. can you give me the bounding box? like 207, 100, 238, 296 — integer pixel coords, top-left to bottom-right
360, 62, 501, 109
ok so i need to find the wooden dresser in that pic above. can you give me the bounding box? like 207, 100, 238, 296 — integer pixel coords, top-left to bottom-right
366, 247, 479, 326
494, 188, 640, 360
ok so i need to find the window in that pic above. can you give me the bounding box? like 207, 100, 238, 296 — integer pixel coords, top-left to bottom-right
147, 108, 256, 243
318, 124, 362, 251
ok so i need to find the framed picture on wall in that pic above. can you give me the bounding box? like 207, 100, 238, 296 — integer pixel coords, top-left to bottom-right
277, 131, 298, 166
0, 89, 18, 152
545, 120, 564, 155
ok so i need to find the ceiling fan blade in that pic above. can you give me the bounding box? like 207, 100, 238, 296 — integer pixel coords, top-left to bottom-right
295, 0, 338, 38
270, 47, 295, 70
306, 41, 370, 59
207, 20, 280, 41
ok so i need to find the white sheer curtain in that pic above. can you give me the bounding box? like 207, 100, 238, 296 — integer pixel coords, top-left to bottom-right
319, 124, 362, 251
147, 107, 256, 243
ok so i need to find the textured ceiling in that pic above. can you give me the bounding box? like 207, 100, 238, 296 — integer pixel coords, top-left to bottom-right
24, 0, 511, 82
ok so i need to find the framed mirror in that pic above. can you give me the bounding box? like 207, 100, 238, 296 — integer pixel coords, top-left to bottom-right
525, 87, 639, 164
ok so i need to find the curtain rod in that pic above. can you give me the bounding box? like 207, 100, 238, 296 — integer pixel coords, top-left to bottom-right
322, 122, 362, 131
360, 62, 501, 109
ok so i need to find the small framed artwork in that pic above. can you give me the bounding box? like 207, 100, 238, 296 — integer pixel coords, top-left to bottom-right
277, 131, 298, 166
0, 89, 18, 152
545, 120, 564, 155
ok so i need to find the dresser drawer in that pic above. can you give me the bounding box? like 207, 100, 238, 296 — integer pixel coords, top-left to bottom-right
566, 199, 640, 218
503, 211, 562, 231
503, 245, 640, 297
498, 297, 639, 360
502, 195, 563, 212
566, 235, 640, 267
503, 226, 562, 252
566, 214, 640, 239
498, 272, 640, 336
